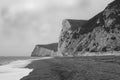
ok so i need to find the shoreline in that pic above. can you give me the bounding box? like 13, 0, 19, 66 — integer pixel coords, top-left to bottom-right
0, 57, 53, 80
0, 59, 34, 80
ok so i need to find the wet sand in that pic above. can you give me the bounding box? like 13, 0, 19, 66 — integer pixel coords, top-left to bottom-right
21, 56, 120, 80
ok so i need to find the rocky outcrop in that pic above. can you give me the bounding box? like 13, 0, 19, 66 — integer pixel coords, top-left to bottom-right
58, 0, 120, 56
58, 19, 87, 56
31, 43, 58, 57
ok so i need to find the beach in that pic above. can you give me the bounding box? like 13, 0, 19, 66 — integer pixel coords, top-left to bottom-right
21, 56, 120, 80
1, 56, 120, 80
0, 57, 53, 80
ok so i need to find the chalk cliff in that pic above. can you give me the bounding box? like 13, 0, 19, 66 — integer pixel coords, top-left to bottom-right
31, 43, 58, 57
58, 0, 120, 56
58, 19, 87, 56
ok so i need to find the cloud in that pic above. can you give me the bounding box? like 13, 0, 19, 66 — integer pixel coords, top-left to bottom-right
4, 0, 77, 15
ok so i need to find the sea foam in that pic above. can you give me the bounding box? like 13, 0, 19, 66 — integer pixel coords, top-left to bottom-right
0, 57, 53, 80
0, 60, 33, 80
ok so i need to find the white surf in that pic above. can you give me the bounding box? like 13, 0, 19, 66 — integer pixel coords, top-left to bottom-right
0, 57, 53, 80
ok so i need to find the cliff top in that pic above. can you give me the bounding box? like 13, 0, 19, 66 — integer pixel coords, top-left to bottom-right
62, 19, 87, 30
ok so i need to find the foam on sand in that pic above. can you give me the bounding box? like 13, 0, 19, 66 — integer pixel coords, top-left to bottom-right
0, 57, 53, 80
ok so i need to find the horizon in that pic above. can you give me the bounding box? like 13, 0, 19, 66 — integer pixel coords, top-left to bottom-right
0, 0, 114, 56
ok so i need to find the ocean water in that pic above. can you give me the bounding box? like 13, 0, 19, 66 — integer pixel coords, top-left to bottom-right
0, 56, 53, 80
0, 56, 38, 65
0, 56, 40, 80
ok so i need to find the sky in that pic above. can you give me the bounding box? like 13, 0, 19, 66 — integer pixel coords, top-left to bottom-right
0, 0, 114, 56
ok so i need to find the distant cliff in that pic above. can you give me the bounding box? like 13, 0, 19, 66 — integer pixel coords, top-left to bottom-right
31, 43, 58, 57
58, 0, 120, 56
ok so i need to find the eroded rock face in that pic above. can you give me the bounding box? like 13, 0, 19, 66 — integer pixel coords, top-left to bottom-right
31, 43, 58, 57
58, 0, 120, 56
58, 19, 87, 56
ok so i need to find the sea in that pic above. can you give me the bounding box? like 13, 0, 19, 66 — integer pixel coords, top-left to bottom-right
0, 56, 43, 80
0, 56, 39, 65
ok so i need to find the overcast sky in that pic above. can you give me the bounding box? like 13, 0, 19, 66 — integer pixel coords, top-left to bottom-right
0, 0, 113, 56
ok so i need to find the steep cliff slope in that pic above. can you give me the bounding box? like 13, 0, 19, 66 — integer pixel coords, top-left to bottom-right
31, 43, 58, 57
58, 0, 120, 56
58, 19, 87, 56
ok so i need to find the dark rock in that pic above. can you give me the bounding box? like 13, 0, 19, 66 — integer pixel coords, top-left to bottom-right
31, 43, 58, 57
58, 0, 120, 56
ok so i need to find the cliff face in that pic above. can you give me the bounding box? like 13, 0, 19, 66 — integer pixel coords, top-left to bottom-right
31, 43, 58, 57
58, 0, 120, 56
58, 19, 87, 56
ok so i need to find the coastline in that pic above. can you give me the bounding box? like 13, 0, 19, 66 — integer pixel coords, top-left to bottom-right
0, 59, 33, 80
0, 57, 53, 80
